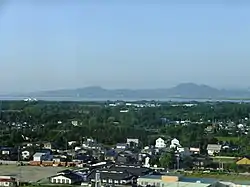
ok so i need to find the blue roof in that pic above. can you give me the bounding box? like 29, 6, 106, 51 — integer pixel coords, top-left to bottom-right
105, 149, 117, 157
140, 174, 180, 180
0, 147, 16, 151
180, 177, 218, 184
140, 175, 162, 179
140, 175, 218, 184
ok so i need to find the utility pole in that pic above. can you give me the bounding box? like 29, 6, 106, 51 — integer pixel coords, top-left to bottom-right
176, 155, 180, 170
95, 172, 101, 187
18, 146, 20, 163
18, 145, 22, 185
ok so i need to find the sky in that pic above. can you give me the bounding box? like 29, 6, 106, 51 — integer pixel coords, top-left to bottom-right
0, 1, 249, 93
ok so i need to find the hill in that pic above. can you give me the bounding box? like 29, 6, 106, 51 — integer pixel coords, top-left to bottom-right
14, 83, 250, 100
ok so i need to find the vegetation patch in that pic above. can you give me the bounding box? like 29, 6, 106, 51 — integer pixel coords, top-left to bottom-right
216, 136, 239, 143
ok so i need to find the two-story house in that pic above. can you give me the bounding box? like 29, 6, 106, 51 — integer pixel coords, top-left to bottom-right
155, 138, 166, 149
170, 138, 181, 149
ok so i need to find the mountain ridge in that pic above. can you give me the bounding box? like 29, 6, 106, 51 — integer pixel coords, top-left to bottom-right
11, 83, 250, 99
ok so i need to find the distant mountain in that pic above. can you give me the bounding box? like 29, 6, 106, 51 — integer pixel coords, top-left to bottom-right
11, 83, 250, 100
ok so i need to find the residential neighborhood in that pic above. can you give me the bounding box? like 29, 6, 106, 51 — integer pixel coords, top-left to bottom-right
0, 135, 249, 187
1, 101, 250, 187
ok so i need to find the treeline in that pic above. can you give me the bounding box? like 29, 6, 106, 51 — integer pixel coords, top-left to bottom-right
0, 101, 250, 152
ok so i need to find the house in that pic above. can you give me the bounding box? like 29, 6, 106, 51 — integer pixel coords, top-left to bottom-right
207, 144, 222, 156
0, 147, 18, 161
43, 142, 57, 150
205, 126, 213, 133
50, 172, 83, 185
144, 157, 150, 168
89, 161, 114, 171
88, 143, 102, 150
53, 155, 67, 163
110, 164, 152, 177
105, 149, 118, 161
68, 141, 77, 146
71, 121, 78, 127
43, 142, 52, 150
127, 138, 139, 146
57, 169, 73, 175
120, 109, 129, 113
82, 138, 100, 149
116, 154, 129, 164
0, 176, 17, 187
74, 154, 94, 163
141, 146, 156, 156
170, 138, 181, 149
116, 152, 137, 164
33, 150, 52, 162
155, 138, 166, 149
192, 155, 213, 169
91, 149, 104, 160
177, 147, 190, 157
21, 150, 31, 160
189, 147, 200, 154
33, 153, 46, 162
236, 157, 250, 165
87, 169, 136, 185
116, 143, 128, 150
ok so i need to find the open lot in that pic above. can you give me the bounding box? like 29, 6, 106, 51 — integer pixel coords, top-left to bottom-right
0, 165, 64, 182
212, 156, 237, 163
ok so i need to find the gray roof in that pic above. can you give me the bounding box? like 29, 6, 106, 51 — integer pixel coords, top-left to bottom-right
33, 152, 46, 157
87, 169, 133, 181
207, 144, 222, 151
116, 143, 127, 147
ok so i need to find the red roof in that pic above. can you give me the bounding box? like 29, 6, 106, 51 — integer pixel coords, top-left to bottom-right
0, 178, 15, 182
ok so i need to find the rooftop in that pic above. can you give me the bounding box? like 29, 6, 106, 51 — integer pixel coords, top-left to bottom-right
139, 173, 181, 180
139, 175, 218, 184
180, 177, 218, 184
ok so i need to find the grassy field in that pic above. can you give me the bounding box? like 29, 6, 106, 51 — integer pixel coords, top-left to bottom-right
0, 165, 64, 182
185, 172, 250, 183
216, 136, 239, 143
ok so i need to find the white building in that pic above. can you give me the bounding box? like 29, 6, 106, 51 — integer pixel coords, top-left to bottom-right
207, 144, 222, 156
71, 121, 78, 127
33, 151, 52, 162
177, 147, 191, 157
33, 153, 46, 162
190, 147, 200, 154
0, 176, 16, 187
144, 157, 150, 168
116, 143, 127, 150
43, 142, 52, 150
155, 138, 166, 149
21, 150, 30, 160
127, 138, 139, 145
50, 173, 82, 185
170, 138, 181, 149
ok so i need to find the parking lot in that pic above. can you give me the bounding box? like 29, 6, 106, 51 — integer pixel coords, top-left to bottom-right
0, 165, 64, 182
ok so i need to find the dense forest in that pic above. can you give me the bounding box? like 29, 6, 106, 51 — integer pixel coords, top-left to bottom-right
1, 100, 250, 155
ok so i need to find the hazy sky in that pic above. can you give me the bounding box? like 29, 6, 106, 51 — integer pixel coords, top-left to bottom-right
0, 1, 249, 92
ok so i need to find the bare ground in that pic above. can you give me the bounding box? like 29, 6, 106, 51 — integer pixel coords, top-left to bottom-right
0, 165, 65, 182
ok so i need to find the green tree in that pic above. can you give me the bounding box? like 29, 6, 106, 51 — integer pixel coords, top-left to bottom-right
159, 152, 174, 169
